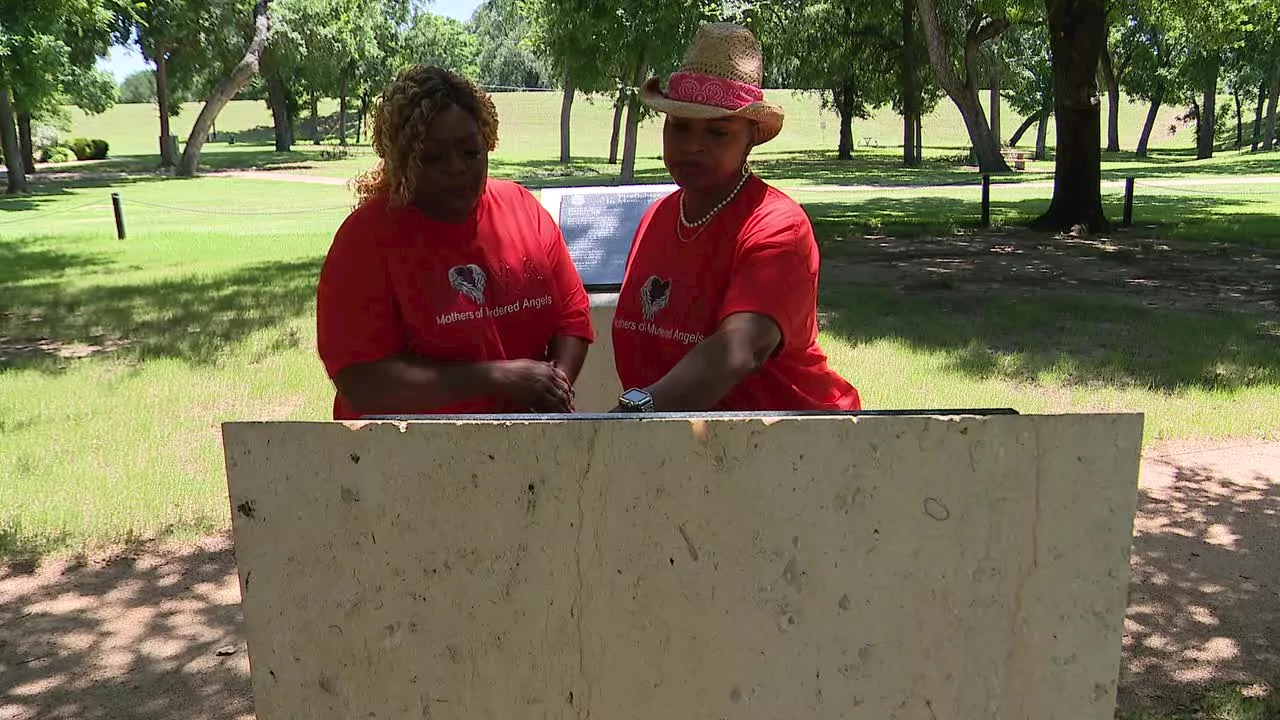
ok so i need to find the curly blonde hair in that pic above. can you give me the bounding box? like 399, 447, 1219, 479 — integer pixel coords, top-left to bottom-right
354, 65, 499, 207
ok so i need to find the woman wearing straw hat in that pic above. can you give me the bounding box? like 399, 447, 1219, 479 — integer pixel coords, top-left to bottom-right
609, 22, 860, 413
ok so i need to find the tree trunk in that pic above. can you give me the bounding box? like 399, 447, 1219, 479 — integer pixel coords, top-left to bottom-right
1099, 43, 1120, 152
836, 84, 855, 160
956, 93, 1007, 171
155, 46, 176, 167
1196, 56, 1218, 160
914, 0, 1011, 173
559, 74, 574, 164
338, 69, 349, 147
17, 110, 35, 171
176, 0, 270, 177
1008, 111, 1042, 146
0, 86, 28, 194
619, 50, 649, 183
1252, 80, 1266, 151
837, 111, 854, 160
1233, 88, 1242, 148
267, 69, 293, 152
607, 90, 625, 164
359, 95, 371, 143
310, 91, 320, 144
1034, 112, 1049, 160
1135, 90, 1162, 158
916, 113, 923, 159
901, 0, 920, 167
1033, 0, 1107, 232
1264, 61, 1279, 152
903, 113, 917, 166
1190, 96, 1201, 141
989, 51, 1001, 143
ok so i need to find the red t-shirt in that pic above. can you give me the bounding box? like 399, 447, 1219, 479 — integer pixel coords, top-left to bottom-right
316, 179, 595, 419
612, 176, 861, 412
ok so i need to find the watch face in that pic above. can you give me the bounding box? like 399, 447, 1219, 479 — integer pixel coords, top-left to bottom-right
621, 388, 650, 405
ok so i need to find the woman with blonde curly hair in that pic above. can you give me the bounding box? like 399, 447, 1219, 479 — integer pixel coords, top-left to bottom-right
316, 65, 594, 419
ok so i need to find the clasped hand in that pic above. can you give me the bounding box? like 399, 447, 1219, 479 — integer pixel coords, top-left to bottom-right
493, 359, 575, 413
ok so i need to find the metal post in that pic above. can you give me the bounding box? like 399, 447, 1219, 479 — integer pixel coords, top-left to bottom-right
1123, 177, 1135, 228
981, 174, 991, 228
111, 192, 126, 240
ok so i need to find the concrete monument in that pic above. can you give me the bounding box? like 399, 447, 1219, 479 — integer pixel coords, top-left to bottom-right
223, 411, 1143, 720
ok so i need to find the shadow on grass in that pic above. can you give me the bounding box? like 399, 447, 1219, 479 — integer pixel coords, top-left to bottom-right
489, 150, 1010, 189
0, 537, 252, 720
0, 174, 170, 215
807, 195, 1280, 393
748, 149, 994, 186
0, 257, 322, 374
73, 149, 324, 175
1117, 461, 1280, 716
820, 284, 1278, 392
1103, 150, 1280, 181
803, 189, 1280, 247
0, 237, 111, 286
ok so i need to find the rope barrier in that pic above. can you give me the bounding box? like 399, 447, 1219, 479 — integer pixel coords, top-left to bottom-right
1132, 180, 1280, 198
124, 198, 352, 216
0, 173, 1274, 230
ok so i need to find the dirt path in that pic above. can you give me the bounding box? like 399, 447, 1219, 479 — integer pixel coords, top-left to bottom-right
2, 440, 1276, 720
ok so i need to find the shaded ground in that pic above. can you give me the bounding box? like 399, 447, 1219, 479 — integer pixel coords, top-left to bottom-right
0, 534, 250, 720
1, 441, 1276, 720
812, 222, 1280, 404
1122, 442, 1280, 716
2, 217, 1277, 716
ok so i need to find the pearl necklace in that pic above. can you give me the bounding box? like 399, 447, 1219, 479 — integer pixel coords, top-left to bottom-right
677, 165, 753, 243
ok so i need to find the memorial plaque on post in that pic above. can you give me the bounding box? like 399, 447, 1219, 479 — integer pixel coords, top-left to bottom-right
540, 184, 677, 292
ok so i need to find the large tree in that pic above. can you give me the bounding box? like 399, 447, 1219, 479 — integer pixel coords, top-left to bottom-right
913, 0, 1019, 173
118, 0, 208, 166
522, 0, 714, 182
176, 0, 272, 176
1098, 0, 1138, 152
0, 0, 113, 192
470, 0, 553, 89
1032, 0, 1108, 231
523, 0, 615, 163
896, 0, 946, 166
1113, 0, 1190, 157
1171, 0, 1250, 159
1002, 20, 1054, 159
760, 0, 900, 161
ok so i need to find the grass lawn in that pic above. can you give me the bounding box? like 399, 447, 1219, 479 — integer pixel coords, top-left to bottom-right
3, 167, 1278, 558
1, 86, 1277, 558
51, 90, 1277, 188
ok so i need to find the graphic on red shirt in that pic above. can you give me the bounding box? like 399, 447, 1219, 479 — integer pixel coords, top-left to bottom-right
316, 179, 594, 419
640, 276, 671, 320
448, 264, 487, 305
612, 176, 861, 412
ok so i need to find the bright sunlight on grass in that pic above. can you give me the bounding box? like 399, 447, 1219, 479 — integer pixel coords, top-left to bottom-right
2, 90, 1278, 558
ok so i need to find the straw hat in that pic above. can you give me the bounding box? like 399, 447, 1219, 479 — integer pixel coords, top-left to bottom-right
639, 22, 784, 145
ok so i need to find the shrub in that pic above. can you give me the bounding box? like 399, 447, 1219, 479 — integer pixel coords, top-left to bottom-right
40, 146, 76, 163
67, 137, 110, 161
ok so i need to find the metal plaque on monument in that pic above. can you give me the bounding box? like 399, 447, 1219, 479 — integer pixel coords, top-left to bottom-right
540, 184, 677, 292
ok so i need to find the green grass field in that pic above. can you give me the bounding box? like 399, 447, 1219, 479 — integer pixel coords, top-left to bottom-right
1, 89, 1278, 559
56, 89, 1278, 184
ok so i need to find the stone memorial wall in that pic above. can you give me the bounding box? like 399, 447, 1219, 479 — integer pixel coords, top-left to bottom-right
223, 412, 1143, 720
